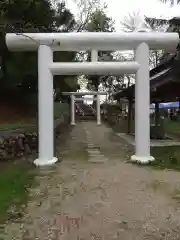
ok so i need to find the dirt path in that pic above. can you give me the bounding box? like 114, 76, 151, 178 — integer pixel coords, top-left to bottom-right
3, 121, 180, 239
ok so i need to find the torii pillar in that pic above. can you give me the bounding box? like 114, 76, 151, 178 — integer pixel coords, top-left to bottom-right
70, 94, 75, 125
91, 49, 101, 125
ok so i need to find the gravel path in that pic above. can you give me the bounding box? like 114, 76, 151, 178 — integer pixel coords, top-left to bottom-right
3, 121, 180, 239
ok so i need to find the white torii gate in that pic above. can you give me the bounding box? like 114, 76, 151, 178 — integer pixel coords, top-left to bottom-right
62, 91, 108, 125
5, 32, 179, 166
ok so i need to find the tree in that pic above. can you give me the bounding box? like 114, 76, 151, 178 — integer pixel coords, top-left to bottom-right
73, 0, 102, 32
0, 0, 78, 106
86, 9, 114, 32
120, 11, 164, 68
145, 0, 180, 28
120, 11, 149, 32
145, 13, 180, 63
144, 17, 169, 31
160, 0, 180, 5
84, 8, 115, 94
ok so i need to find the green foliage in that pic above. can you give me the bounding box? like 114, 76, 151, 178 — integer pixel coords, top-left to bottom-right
0, 0, 78, 102
86, 9, 114, 32
85, 8, 115, 91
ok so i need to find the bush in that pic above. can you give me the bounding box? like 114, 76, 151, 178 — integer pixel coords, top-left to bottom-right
0, 132, 38, 161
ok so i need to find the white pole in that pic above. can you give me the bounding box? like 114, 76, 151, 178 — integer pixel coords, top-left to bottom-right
96, 94, 101, 125
91, 49, 98, 62
131, 43, 154, 164
91, 49, 101, 125
50, 62, 139, 76
6, 32, 179, 52
34, 45, 58, 166
71, 94, 75, 125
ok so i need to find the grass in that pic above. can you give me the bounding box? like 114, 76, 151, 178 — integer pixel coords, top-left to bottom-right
149, 146, 180, 171
105, 118, 180, 171
0, 122, 36, 131
149, 120, 180, 170
107, 118, 180, 138
164, 119, 180, 139
0, 162, 35, 222
0, 115, 64, 131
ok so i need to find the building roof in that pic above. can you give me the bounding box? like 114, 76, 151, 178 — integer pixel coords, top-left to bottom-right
113, 54, 180, 102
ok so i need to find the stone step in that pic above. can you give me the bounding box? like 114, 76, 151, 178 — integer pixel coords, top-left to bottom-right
87, 144, 96, 148
87, 150, 101, 154
88, 155, 103, 159
88, 156, 108, 163
77, 116, 96, 120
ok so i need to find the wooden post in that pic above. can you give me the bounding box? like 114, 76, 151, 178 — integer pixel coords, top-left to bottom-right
155, 102, 160, 126
127, 98, 132, 133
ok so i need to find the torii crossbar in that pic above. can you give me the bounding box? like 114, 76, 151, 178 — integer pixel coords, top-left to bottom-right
5, 32, 179, 166
62, 91, 108, 125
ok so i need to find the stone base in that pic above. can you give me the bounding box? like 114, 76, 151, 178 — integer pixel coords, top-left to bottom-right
130, 155, 155, 164
34, 157, 58, 167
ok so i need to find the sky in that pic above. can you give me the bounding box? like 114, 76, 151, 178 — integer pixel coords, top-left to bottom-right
106, 0, 180, 30
66, 0, 180, 103
66, 0, 180, 31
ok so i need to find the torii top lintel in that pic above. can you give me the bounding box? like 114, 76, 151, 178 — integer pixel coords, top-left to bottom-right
5, 32, 179, 52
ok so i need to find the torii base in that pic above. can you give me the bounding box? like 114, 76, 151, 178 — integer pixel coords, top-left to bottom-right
130, 155, 155, 164
34, 157, 58, 167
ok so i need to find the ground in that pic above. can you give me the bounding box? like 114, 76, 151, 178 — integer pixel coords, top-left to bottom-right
2, 121, 180, 239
